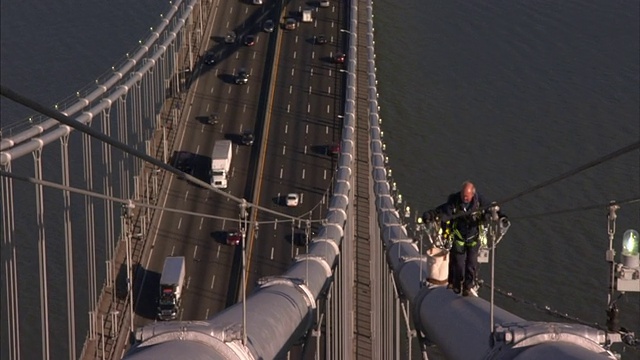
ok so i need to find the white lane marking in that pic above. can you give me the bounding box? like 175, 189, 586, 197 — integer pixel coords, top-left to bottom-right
171, 246, 175, 256
309, 86, 312, 94
282, 145, 286, 155
302, 169, 306, 180
300, 193, 304, 204
184, 191, 189, 201
305, 124, 309, 134
291, 68, 295, 76
287, 104, 291, 112
216, 245, 221, 258
205, 308, 210, 319
279, 168, 283, 179
273, 220, 278, 230
196, 145, 200, 154
186, 276, 191, 289
324, 169, 327, 180
304, 145, 308, 154
328, 86, 331, 94
285, 124, 288, 134
289, 85, 293, 94
293, 51, 297, 59
199, 218, 204, 230
270, 247, 274, 260
326, 126, 329, 134
210, 275, 216, 289
193, 245, 198, 259
177, 218, 182, 229
307, 103, 311, 113
326, 104, 330, 113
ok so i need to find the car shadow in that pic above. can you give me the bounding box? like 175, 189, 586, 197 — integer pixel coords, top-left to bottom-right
218, 73, 238, 84
211, 230, 229, 245
225, 133, 244, 145
310, 145, 329, 155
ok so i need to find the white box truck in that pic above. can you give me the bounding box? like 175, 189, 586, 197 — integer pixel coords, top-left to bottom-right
211, 140, 232, 189
157, 256, 186, 321
301, 8, 313, 23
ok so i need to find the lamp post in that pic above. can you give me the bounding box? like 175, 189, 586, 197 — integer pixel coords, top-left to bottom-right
604, 202, 639, 337
616, 229, 639, 292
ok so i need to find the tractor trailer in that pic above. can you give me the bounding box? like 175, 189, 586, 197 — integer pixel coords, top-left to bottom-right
211, 140, 232, 189
157, 256, 186, 321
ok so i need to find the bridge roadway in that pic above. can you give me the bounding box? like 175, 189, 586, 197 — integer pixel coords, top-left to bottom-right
106, 0, 353, 358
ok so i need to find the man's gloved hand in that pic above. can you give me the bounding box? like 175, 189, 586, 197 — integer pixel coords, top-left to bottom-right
422, 210, 438, 222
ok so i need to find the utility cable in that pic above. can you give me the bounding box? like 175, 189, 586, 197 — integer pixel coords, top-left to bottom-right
510, 197, 640, 221
0, 170, 317, 225
497, 141, 640, 205
0, 84, 321, 223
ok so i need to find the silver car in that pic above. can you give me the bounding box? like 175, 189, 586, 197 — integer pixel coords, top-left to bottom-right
263, 19, 275, 33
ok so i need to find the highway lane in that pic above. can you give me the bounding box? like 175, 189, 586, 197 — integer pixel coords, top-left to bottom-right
129, 0, 348, 348
246, 1, 347, 293
131, 0, 275, 328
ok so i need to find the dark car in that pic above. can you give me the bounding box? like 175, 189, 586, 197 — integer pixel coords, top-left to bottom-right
244, 35, 256, 46
225, 31, 236, 44
235, 69, 249, 85
203, 52, 216, 65
241, 130, 255, 146
226, 230, 242, 246
171, 151, 194, 174
315, 35, 328, 45
333, 52, 346, 64
293, 230, 315, 246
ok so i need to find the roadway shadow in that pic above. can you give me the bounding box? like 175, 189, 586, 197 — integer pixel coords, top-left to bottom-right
211, 230, 229, 245
115, 262, 129, 300
286, 232, 311, 246
310, 144, 330, 155
224, 133, 243, 145
273, 195, 287, 206
132, 265, 161, 320
218, 73, 239, 85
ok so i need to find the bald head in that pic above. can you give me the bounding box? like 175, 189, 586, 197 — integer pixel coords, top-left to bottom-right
461, 181, 476, 203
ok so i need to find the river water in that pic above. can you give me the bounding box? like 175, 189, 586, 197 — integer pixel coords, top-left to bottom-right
1, 0, 639, 359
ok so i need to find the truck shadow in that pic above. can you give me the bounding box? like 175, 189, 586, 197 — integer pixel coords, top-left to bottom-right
132, 265, 161, 320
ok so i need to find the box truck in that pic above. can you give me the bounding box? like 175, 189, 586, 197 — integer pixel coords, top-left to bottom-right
211, 140, 232, 189
301, 8, 313, 23
157, 256, 186, 320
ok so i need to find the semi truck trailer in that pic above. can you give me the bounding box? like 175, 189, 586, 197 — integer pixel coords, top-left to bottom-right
157, 256, 186, 320
211, 140, 232, 189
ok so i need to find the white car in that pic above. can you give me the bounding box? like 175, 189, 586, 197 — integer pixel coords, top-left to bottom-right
286, 193, 299, 207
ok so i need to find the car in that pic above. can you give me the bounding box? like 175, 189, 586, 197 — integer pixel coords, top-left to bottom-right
284, 18, 297, 30
263, 19, 275, 33
315, 35, 328, 45
294, 232, 309, 246
319, 0, 330, 8
171, 151, 194, 174
333, 52, 346, 64
203, 52, 216, 65
243, 34, 256, 46
226, 230, 242, 246
286, 193, 299, 207
225, 31, 236, 44
252, 0, 263, 4
241, 130, 255, 146
235, 69, 249, 85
